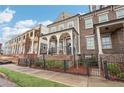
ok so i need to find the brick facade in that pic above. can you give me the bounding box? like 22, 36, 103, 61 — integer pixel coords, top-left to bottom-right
79, 5, 124, 55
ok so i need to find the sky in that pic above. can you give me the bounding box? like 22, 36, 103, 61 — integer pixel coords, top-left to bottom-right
0, 5, 89, 46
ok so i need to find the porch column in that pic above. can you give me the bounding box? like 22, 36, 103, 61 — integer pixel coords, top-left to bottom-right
38, 37, 41, 56
63, 38, 66, 54
71, 32, 74, 55
47, 37, 50, 55
96, 27, 103, 75
31, 30, 35, 53
57, 38, 60, 54
96, 27, 103, 54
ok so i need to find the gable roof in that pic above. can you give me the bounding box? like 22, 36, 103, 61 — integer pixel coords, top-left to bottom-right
55, 12, 73, 22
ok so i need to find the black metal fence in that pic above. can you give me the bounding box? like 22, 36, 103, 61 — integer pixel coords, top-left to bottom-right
18, 54, 100, 76
101, 54, 124, 82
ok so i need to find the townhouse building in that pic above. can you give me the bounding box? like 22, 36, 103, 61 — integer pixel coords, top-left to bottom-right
4, 24, 47, 56
4, 5, 124, 60
80, 5, 124, 57
40, 12, 80, 56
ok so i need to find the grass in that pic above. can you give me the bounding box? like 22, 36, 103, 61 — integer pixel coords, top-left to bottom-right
0, 67, 68, 87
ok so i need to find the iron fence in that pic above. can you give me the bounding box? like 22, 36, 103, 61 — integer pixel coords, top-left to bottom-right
101, 54, 124, 82
18, 53, 100, 76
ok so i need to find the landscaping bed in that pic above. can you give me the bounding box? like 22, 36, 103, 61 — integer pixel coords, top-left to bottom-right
0, 67, 68, 87
107, 63, 124, 82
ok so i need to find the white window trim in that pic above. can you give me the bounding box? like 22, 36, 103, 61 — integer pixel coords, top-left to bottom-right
86, 35, 95, 50
101, 34, 112, 49
67, 21, 74, 28
51, 27, 56, 32
85, 35, 94, 38
116, 7, 124, 19
84, 16, 93, 20
85, 18, 93, 29
115, 7, 124, 11
98, 13, 108, 23
59, 24, 64, 30
97, 11, 109, 16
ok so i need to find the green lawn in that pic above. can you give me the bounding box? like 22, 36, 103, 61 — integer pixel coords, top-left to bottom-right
0, 67, 68, 87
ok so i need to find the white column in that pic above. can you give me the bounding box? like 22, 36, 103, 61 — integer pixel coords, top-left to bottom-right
31, 30, 35, 53
56, 35, 60, 55
63, 39, 66, 54
47, 37, 50, 55
57, 39, 59, 54
71, 32, 74, 55
96, 27, 103, 54
38, 37, 41, 56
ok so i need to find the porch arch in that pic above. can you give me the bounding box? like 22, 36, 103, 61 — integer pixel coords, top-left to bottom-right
49, 35, 58, 55
59, 32, 72, 55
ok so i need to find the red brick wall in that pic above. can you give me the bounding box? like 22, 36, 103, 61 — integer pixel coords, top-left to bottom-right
79, 6, 123, 55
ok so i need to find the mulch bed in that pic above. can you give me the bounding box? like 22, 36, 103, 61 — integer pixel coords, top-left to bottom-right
66, 65, 88, 75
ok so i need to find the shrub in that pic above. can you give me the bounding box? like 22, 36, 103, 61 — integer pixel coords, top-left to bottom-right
117, 72, 124, 80
107, 63, 121, 76
34, 59, 43, 66
84, 55, 98, 67
46, 60, 64, 68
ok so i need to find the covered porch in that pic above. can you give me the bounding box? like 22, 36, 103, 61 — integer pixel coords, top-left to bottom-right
95, 18, 124, 55
39, 28, 79, 55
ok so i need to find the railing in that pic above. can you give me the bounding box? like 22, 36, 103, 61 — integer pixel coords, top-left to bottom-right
101, 54, 124, 82
40, 46, 72, 55
18, 54, 100, 76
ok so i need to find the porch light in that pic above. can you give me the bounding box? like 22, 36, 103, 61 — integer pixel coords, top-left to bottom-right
105, 27, 109, 30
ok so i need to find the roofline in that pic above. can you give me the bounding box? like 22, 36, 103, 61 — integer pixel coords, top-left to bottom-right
47, 14, 80, 27
7, 24, 42, 42
41, 27, 78, 37
80, 5, 112, 17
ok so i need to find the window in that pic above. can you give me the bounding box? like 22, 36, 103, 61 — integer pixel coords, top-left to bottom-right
102, 35, 112, 49
96, 5, 100, 10
86, 36, 95, 49
30, 32, 33, 37
51, 27, 56, 32
67, 21, 74, 28
59, 24, 64, 30
116, 8, 124, 19
85, 18, 93, 29
23, 35, 25, 39
99, 14, 108, 23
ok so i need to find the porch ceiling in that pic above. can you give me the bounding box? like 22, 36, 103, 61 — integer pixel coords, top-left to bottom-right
100, 23, 123, 34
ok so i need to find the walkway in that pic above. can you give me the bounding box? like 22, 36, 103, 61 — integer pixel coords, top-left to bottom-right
0, 77, 17, 87
1, 64, 124, 87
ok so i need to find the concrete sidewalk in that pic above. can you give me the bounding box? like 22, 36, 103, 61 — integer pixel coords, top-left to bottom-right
0, 64, 124, 87
0, 77, 17, 87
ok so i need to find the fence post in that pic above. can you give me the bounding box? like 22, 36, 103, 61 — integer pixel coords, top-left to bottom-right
18, 58, 20, 65
43, 54, 46, 70
29, 59, 32, 67
103, 61, 109, 80
26, 59, 28, 66
86, 60, 90, 76
64, 60, 67, 72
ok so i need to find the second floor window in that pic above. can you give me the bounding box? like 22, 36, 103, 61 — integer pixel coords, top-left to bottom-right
116, 8, 124, 19
99, 14, 108, 23
102, 35, 112, 49
86, 36, 95, 49
67, 21, 74, 28
85, 18, 93, 29
51, 27, 56, 32
59, 24, 64, 30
